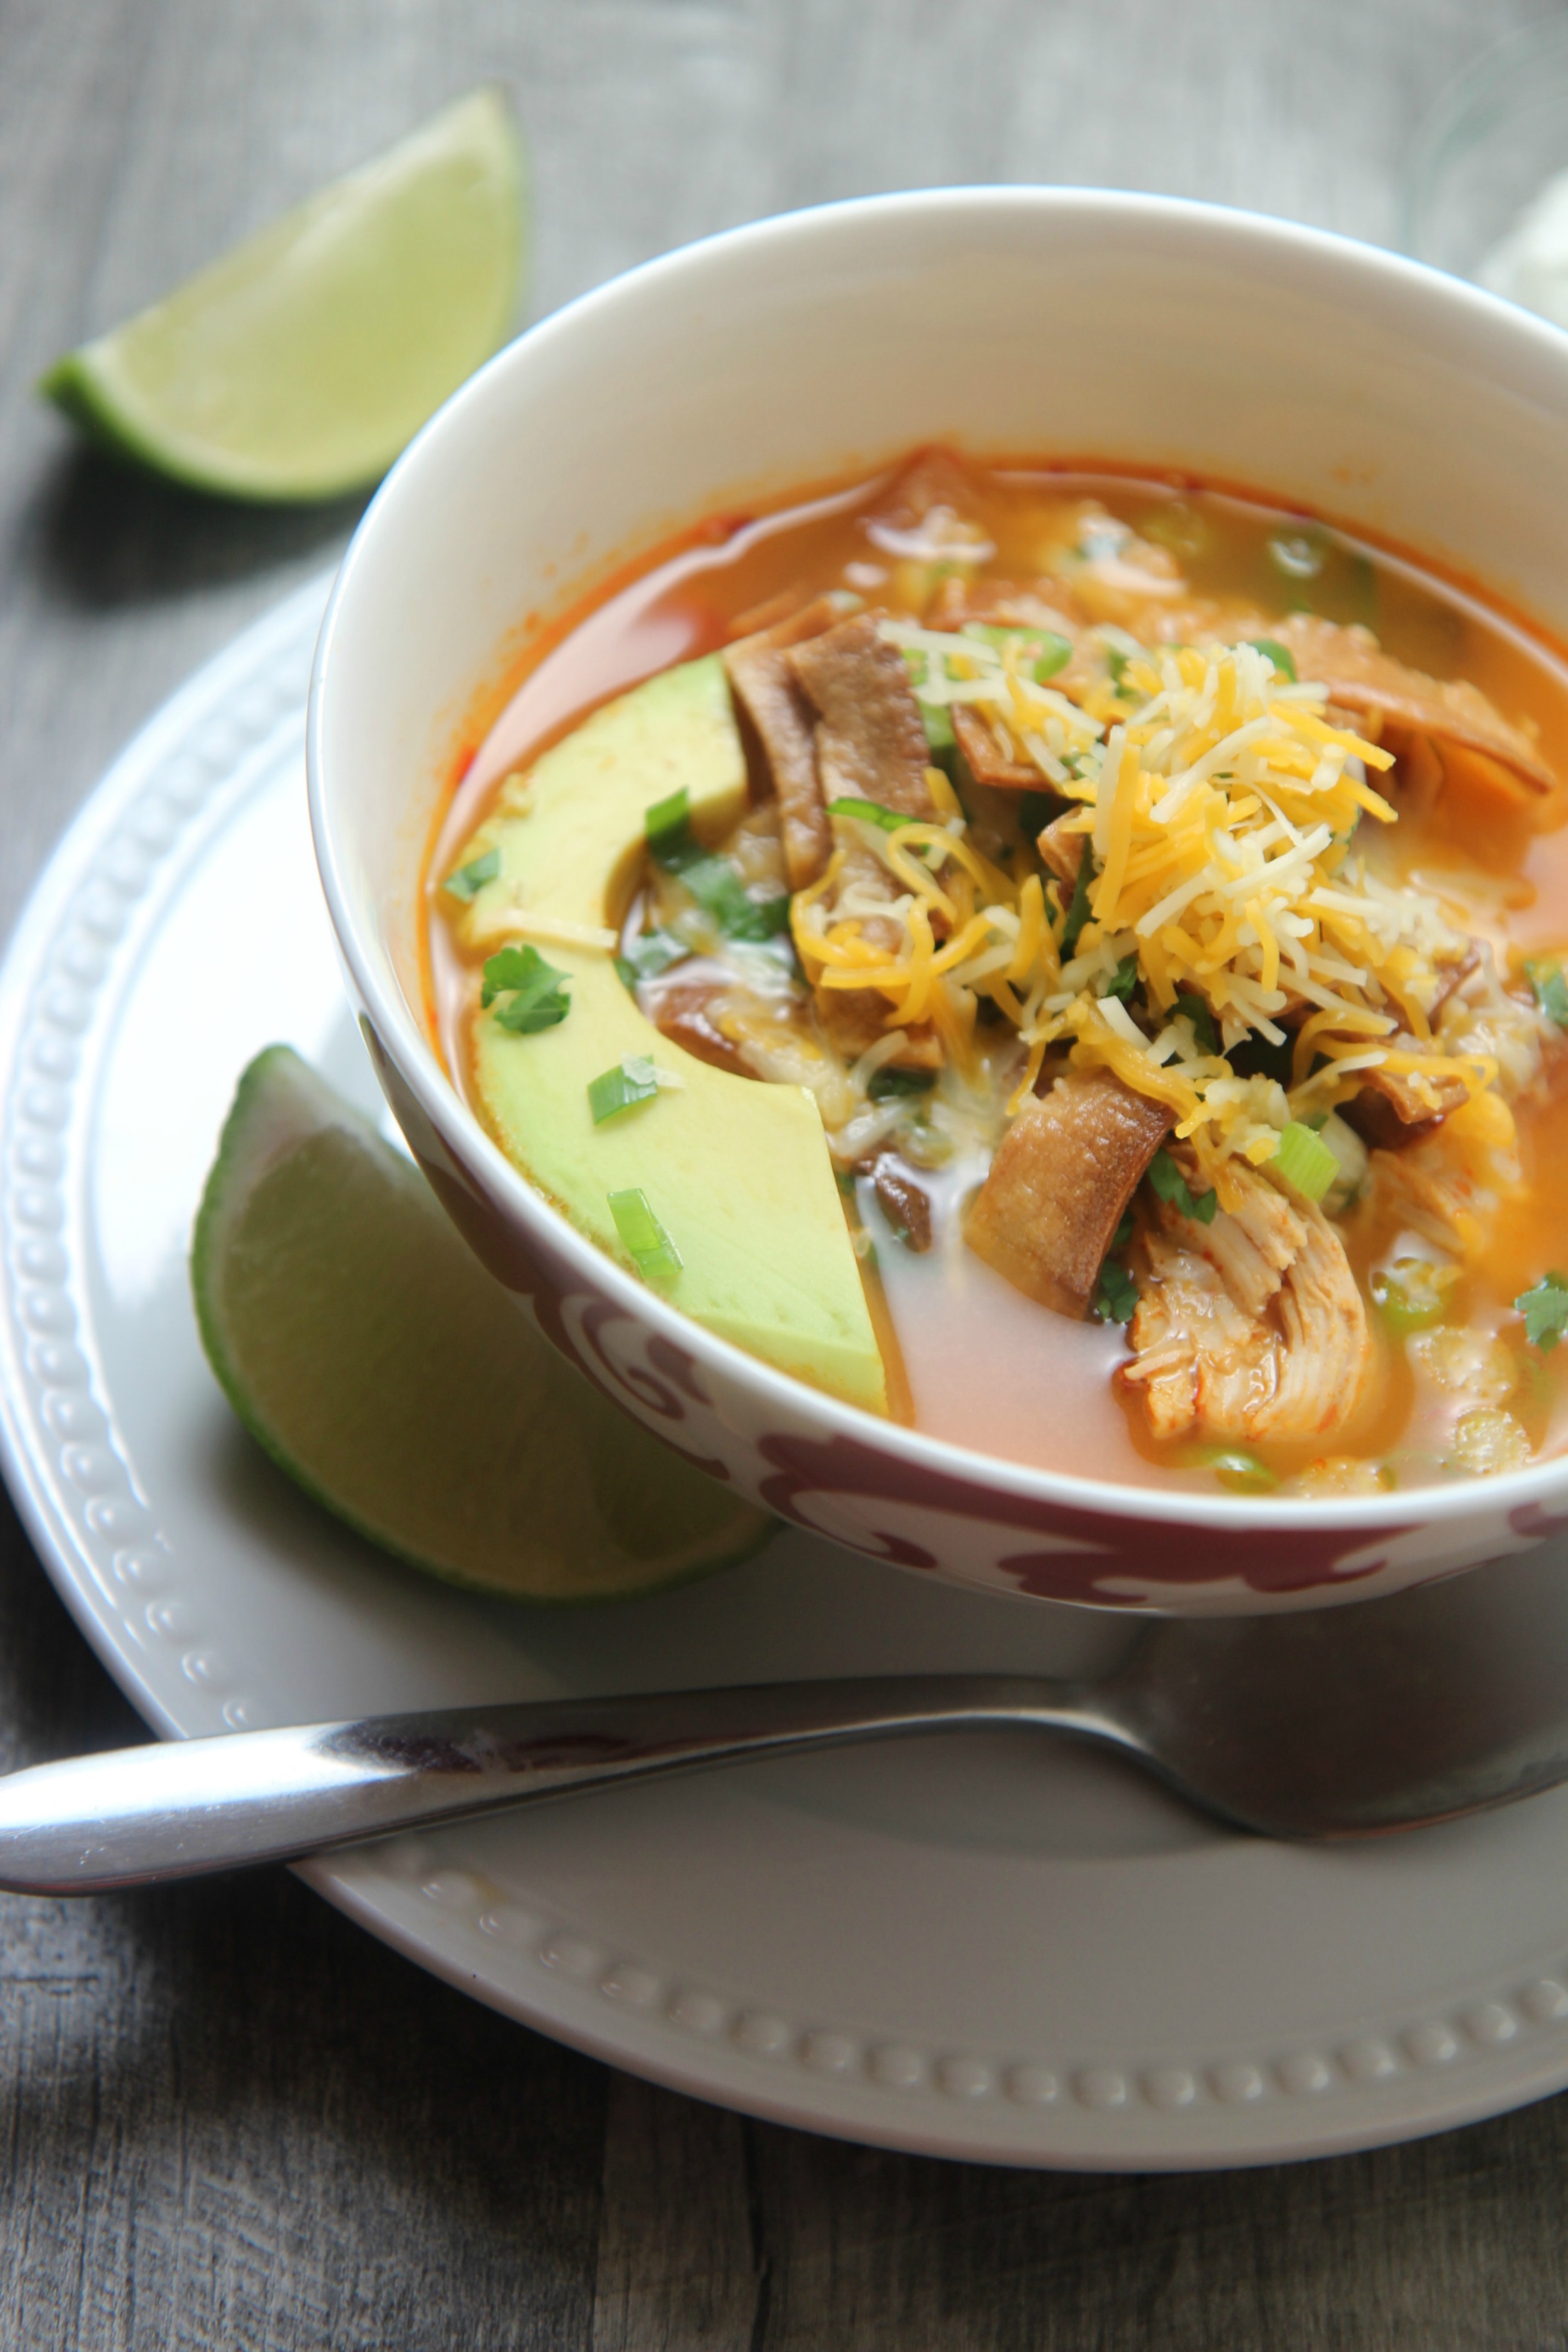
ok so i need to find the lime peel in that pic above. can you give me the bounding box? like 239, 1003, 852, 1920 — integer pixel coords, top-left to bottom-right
43, 87, 525, 503
191, 1046, 772, 1601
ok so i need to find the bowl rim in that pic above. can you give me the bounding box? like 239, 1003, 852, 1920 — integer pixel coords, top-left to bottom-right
308, 181, 1568, 1538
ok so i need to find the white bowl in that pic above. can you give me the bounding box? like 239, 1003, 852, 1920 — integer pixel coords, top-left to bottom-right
308, 188, 1568, 1615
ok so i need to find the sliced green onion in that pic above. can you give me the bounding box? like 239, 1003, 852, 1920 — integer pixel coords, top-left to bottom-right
1372, 1256, 1460, 1338
1516, 1270, 1568, 1352
958, 621, 1073, 681
1525, 956, 1568, 1031
1246, 638, 1298, 682
607, 1187, 683, 1279
900, 650, 958, 751
1147, 1147, 1217, 1226
481, 944, 571, 1034
1189, 1446, 1278, 1495
827, 796, 911, 835
443, 846, 500, 901
867, 1065, 936, 1104
1058, 847, 1096, 957
588, 1055, 662, 1124
615, 929, 688, 987
1272, 1119, 1339, 1204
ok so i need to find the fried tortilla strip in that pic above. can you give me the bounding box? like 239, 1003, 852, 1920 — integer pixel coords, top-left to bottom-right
787, 616, 941, 1064
788, 614, 936, 817
811, 838, 942, 1068
1342, 1034, 1473, 1153
1036, 811, 1087, 890
965, 1068, 1172, 1317
638, 966, 754, 1078
867, 446, 989, 540
951, 702, 1038, 790
1268, 615, 1556, 797
1119, 1160, 1370, 1444
723, 596, 839, 890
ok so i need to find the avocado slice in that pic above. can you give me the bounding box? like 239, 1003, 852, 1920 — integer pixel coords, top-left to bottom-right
451, 656, 887, 1415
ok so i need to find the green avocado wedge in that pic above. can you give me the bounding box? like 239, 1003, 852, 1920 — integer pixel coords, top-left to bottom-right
42, 88, 525, 503
191, 1046, 773, 1602
450, 656, 890, 1416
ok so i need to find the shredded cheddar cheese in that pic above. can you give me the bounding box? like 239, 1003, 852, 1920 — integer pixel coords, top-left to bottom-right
788, 628, 1491, 1171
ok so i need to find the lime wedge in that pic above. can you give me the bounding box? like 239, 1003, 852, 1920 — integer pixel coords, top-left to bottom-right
191, 1048, 772, 1601
42, 88, 525, 503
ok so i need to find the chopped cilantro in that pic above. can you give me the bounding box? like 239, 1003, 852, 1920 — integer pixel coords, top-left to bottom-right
681, 858, 791, 941
1226, 1029, 1296, 1086
1147, 1148, 1218, 1225
867, 1065, 936, 1103
1059, 848, 1096, 958
1516, 1272, 1568, 1352
607, 1187, 683, 1279
1109, 1206, 1136, 1254
588, 1056, 662, 1124
615, 929, 688, 987
443, 846, 500, 901
481, 944, 571, 1034
645, 793, 790, 941
1104, 953, 1139, 1002
1525, 957, 1568, 1031
1246, 638, 1297, 683
644, 788, 692, 858
1093, 1258, 1139, 1324
827, 795, 912, 835
1174, 991, 1219, 1055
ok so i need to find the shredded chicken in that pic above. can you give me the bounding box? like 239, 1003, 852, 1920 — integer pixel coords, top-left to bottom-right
1119, 1161, 1372, 1444
965, 1069, 1172, 1317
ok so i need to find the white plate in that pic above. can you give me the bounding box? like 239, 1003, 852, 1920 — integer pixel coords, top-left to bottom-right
6, 578, 1568, 2170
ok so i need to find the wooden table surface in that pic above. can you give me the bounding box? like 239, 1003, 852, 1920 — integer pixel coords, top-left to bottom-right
5, 1, 1568, 2343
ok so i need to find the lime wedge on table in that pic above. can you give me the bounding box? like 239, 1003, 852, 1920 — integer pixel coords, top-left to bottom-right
41, 87, 525, 503
191, 1048, 772, 1602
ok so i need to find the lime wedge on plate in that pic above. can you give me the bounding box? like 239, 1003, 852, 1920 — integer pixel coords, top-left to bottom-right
191, 1048, 772, 1601
42, 87, 525, 502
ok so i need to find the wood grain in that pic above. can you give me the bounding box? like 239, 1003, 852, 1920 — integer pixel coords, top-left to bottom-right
2, 0, 1567, 2343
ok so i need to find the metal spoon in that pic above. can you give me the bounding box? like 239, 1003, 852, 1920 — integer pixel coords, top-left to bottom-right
6, 1542, 1568, 1893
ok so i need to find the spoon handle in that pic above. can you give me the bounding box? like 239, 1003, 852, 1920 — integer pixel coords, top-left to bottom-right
0, 1674, 1122, 1893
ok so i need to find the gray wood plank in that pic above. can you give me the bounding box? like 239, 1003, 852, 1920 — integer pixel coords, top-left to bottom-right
2, 0, 1568, 2343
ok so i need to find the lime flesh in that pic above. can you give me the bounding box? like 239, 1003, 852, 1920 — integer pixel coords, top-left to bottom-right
191, 1047, 773, 1602
43, 89, 525, 503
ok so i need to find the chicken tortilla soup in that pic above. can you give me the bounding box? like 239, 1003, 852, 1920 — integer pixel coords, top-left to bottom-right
429, 450, 1568, 1499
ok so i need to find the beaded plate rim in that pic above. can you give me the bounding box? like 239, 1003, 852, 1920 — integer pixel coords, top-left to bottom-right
5, 576, 1568, 2168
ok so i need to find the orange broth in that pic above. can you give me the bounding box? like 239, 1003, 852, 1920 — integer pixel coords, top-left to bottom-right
427, 457, 1568, 1495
